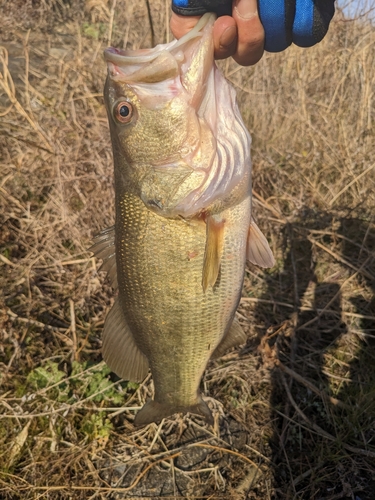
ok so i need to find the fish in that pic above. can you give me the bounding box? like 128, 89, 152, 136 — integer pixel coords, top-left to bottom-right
91, 13, 275, 426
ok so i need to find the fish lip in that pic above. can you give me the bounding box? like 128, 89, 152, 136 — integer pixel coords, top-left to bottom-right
103, 12, 215, 68
104, 46, 164, 65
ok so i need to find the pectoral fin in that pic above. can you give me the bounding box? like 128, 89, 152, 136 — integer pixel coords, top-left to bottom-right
202, 215, 225, 292
247, 218, 275, 268
211, 317, 247, 359
102, 299, 149, 382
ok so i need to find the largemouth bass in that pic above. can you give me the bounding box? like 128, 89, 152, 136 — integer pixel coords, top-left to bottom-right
92, 13, 274, 426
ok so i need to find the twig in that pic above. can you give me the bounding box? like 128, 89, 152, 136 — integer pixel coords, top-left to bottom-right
275, 360, 349, 409
297, 226, 374, 256
329, 163, 375, 206
292, 465, 320, 487
0, 254, 16, 267
296, 252, 373, 331
0, 186, 28, 213
108, 0, 117, 47
69, 299, 78, 362
6, 308, 67, 333
108, 373, 152, 419
308, 236, 374, 281
0, 47, 54, 153
252, 189, 286, 221
145, 0, 155, 47
1, 129, 54, 153
279, 223, 299, 448
0, 373, 139, 420
280, 372, 375, 459
1, 453, 181, 493
190, 443, 261, 470
148, 419, 165, 453
60, 257, 94, 266
165, 0, 170, 43
244, 444, 272, 463
240, 297, 375, 321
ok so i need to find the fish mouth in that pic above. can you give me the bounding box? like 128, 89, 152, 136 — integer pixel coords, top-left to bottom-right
104, 13, 215, 65
104, 13, 215, 89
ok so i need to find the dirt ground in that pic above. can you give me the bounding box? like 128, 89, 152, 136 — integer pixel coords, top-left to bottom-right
1, 1, 375, 498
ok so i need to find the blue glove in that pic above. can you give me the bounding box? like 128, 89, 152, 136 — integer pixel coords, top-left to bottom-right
172, 0, 232, 16
171, 0, 335, 52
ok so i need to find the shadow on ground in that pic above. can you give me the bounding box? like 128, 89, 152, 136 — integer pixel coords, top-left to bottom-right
249, 210, 375, 499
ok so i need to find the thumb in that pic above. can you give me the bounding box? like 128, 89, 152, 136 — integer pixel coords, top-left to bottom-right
170, 12, 201, 39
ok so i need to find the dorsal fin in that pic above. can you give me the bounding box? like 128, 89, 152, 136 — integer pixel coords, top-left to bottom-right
247, 218, 275, 268
202, 214, 225, 292
89, 226, 118, 288
102, 299, 149, 382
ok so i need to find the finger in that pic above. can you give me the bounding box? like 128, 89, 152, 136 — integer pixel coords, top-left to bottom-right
232, 0, 265, 66
170, 12, 201, 40
213, 16, 238, 60
170, 12, 238, 61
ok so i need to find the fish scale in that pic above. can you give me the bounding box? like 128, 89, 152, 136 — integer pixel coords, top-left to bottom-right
116, 191, 250, 411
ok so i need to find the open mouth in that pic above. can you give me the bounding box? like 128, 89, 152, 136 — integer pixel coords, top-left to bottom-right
103, 13, 215, 84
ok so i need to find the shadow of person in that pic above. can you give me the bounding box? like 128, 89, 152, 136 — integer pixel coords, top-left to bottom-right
327, 217, 375, 499
245, 210, 375, 498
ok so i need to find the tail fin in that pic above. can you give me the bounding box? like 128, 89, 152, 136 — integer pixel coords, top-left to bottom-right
134, 398, 213, 426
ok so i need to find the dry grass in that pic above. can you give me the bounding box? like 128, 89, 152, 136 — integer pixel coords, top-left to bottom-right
0, 1, 374, 498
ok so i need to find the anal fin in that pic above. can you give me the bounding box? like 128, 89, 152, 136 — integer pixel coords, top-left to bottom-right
247, 217, 275, 268
211, 317, 247, 359
134, 397, 213, 426
102, 299, 149, 382
202, 214, 225, 292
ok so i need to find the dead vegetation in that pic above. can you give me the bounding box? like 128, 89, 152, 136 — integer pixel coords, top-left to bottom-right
0, 0, 374, 498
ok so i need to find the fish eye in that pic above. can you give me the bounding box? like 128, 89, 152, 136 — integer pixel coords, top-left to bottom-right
114, 101, 133, 124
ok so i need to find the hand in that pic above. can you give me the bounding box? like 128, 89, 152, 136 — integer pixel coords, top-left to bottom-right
170, 0, 335, 66
170, 0, 264, 66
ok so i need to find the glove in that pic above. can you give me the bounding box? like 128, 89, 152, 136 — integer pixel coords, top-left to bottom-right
259, 0, 336, 51
171, 0, 232, 16
171, 0, 336, 52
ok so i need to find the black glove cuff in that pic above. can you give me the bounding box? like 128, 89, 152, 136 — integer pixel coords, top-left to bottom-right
172, 0, 232, 17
